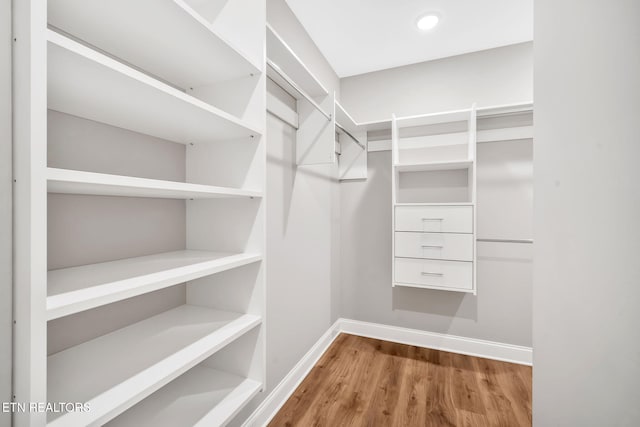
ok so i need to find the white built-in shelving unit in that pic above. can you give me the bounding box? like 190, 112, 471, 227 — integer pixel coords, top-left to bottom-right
14, 0, 266, 425
392, 105, 478, 293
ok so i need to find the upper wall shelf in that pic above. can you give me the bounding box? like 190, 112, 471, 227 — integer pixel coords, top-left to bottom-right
358, 118, 393, 132
47, 0, 260, 90
266, 23, 328, 99
476, 102, 534, 117
363, 102, 534, 139
47, 168, 263, 200
335, 101, 359, 134
47, 30, 262, 145
396, 108, 472, 128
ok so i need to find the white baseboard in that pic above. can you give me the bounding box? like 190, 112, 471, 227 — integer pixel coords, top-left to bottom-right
339, 319, 532, 366
242, 320, 341, 427
243, 318, 532, 426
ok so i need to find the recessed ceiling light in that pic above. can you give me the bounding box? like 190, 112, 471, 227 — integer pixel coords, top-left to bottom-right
416, 14, 440, 31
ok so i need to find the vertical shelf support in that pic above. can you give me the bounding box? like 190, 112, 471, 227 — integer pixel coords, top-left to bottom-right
12, 0, 48, 425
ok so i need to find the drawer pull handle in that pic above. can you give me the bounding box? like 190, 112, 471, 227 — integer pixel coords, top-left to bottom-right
421, 245, 443, 249
422, 218, 444, 221
421, 272, 443, 277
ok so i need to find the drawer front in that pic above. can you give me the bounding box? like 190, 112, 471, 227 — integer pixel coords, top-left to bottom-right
394, 257, 473, 290
395, 232, 473, 261
395, 205, 473, 233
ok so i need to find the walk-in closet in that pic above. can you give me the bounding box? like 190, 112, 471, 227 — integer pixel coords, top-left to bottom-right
4, 0, 640, 426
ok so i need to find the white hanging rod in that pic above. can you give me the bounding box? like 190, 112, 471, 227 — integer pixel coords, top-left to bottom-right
476, 238, 533, 244
335, 122, 365, 150
266, 59, 332, 122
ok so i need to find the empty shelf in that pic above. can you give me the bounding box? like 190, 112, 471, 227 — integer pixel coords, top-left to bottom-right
106, 367, 261, 427
396, 108, 472, 128
335, 101, 359, 134
48, 30, 262, 145
47, 250, 263, 320
266, 24, 328, 98
395, 160, 473, 172
394, 202, 474, 207
47, 168, 262, 200
48, 0, 260, 89
47, 305, 261, 427
476, 126, 534, 143
358, 118, 392, 132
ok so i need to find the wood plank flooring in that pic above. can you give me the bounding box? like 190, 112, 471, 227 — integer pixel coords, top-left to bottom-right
269, 333, 531, 427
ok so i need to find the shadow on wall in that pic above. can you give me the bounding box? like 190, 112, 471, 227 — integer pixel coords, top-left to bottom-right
266, 113, 340, 233
392, 287, 476, 320
266, 117, 297, 232
348, 151, 477, 322
341, 143, 533, 345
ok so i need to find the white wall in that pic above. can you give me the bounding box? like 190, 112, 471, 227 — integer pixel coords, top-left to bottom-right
339, 43, 534, 347
534, 0, 640, 425
1, 0, 12, 424
341, 42, 532, 121
265, 0, 341, 384
233, 0, 342, 422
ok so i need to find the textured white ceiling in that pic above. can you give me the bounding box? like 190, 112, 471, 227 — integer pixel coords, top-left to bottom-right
285, 0, 533, 77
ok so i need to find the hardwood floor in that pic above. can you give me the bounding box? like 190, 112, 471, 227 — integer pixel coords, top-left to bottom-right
269, 334, 531, 427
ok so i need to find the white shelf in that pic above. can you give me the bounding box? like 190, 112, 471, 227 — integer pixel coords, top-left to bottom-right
106, 366, 261, 427
47, 305, 262, 427
395, 160, 473, 172
335, 101, 359, 133
393, 282, 475, 293
476, 126, 533, 143
350, 102, 533, 136
47, 168, 262, 200
47, 250, 262, 320
476, 101, 533, 117
394, 202, 474, 207
396, 108, 472, 128
48, 0, 260, 90
47, 30, 262, 145
359, 118, 392, 132
266, 23, 328, 98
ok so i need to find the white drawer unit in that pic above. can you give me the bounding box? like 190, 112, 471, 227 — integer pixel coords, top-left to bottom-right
391, 107, 477, 294
394, 205, 473, 233
394, 258, 473, 291
394, 232, 473, 261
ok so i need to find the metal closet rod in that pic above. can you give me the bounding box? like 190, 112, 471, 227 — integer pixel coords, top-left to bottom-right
266, 59, 331, 121
267, 59, 366, 151
336, 122, 365, 150
476, 238, 533, 244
